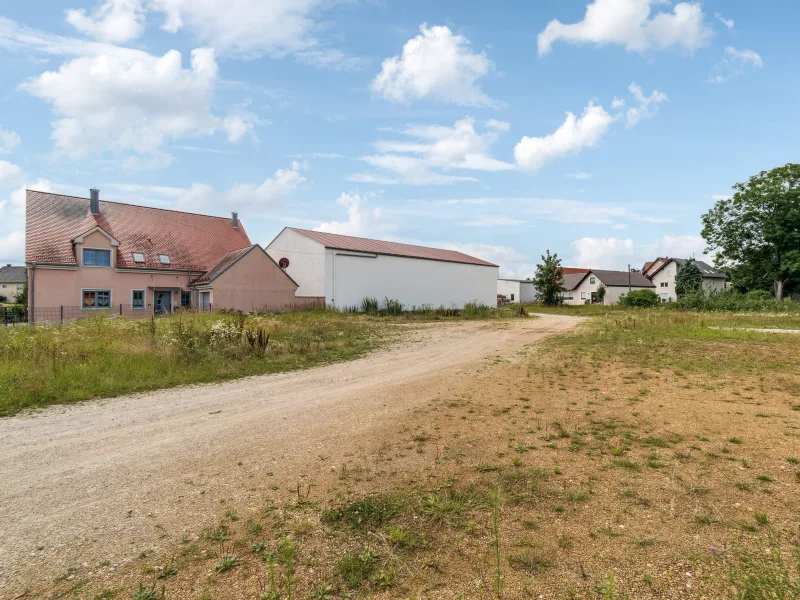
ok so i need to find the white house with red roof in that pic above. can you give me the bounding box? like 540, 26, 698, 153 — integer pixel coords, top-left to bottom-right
266, 227, 499, 309
25, 189, 320, 322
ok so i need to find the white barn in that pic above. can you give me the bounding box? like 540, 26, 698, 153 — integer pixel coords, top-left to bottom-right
497, 279, 537, 303
266, 228, 499, 309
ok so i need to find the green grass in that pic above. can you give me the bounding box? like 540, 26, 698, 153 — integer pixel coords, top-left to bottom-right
0, 307, 523, 416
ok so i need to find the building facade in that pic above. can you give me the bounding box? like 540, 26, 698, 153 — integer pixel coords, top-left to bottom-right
0, 265, 26, 303
497, 279, 537, 303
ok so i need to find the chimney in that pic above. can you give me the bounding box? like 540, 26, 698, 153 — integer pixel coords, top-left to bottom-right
90, 188, 100, 215
231, 211, 238, 229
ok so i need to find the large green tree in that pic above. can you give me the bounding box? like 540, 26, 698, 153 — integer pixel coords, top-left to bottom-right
675, 259, 702, 297
532, 250, 565, 306
701, 163, 800, 299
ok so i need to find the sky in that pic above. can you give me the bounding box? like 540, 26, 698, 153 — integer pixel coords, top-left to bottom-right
1, 0, 797, 277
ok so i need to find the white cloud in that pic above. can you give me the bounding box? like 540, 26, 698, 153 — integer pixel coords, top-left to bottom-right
565, 171, 592, 180
148, 0, 358, 67
66, 0, 145, 43
19, 47, 259, 164
0, 126, 21, 153
315, 191, 384, 236
0, 230, 25, 263
515, 102, 612, 171
708, 46, 763, 83
524, 198, 672, 227
614, 82, 668, 127
571, 234, 711, 269
440, 242, 533, 279
715, 12, 734, 29
353, 117, 512, 185
0, 160, 22, 184
537, 0, 712, 56
6, 179, 52, 218
372, 24, 498, 107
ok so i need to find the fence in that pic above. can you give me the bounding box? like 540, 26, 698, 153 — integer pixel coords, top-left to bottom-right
1, 305, 28, 325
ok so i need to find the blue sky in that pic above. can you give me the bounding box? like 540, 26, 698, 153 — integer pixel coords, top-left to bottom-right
1, 0, 796, 276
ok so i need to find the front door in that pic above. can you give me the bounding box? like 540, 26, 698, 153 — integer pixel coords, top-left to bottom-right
155, 291, 172, 314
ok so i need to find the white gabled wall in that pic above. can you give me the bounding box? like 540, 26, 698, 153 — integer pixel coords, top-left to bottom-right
326, 250, 498, 309
265, 229, 327, 297
497, 279, 521, 302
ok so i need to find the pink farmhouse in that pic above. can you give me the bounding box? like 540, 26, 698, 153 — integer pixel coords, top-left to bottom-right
25, 189, 320, 322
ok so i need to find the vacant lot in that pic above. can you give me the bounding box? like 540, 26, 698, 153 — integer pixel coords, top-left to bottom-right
2, 310, 799, 599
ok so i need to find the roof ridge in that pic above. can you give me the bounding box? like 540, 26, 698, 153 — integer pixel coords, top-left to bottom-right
27, 189, 237, 221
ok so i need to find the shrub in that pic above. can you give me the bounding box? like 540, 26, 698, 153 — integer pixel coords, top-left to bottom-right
617, 289, 660, 307
382, 298, 403, 315
361, 296, 379, 315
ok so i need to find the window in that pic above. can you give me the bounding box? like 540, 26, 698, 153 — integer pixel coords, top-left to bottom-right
132, 252, 145, 263
562, 291, 574, 300
181, 291, 192, 308
132, 289, 145, 310
590, 277, 596, 284
1, 284, 5, 288
661, 281, 668, 288
158, 254, 171, 264
83, 248, 111, 267
581, 292, 587, 299
82, 290, 111, 309
510, 293, 515, 301
200, 291, 211, 310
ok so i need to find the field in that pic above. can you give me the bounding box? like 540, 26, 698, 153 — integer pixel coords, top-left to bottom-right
0, 305, 522, 416
4, 308, 800, 599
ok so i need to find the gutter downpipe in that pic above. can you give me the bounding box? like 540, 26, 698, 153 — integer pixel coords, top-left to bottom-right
29, 263, 35, 324
331, 251, 338, 306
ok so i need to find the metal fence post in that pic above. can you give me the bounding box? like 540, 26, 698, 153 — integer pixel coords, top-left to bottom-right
61, 305, 63, 323
120, 304, 123, 316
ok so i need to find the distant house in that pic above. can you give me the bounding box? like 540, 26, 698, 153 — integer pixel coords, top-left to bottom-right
561, 269, 656, 305
25, 189, 318, 322
266, 228, 498, 309
644, 257, 727, 302
0, 265, 26, 303
497, 279, 537, 304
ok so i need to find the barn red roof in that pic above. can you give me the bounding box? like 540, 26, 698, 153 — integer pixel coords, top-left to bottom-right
25, 190, 252, 272
287, 228, 498, 267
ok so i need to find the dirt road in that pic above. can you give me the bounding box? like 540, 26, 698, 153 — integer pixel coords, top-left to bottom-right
0, 314, 580, 596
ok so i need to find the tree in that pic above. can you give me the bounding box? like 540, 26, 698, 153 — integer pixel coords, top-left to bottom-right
15, 282, 28, 307
595, 284, 606, 304
675, 259, 702, 298
532, 250, 565, 306
701, 163, 800, 299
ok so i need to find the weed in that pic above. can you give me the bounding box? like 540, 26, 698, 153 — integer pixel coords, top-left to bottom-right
477, 463, 501, 473
337, 549, 379, 589
156, 558, 177, 580
756, 474, 774, 483
754, 511, 769, 526
729, 533, 800, 599
728, 437, 744, 444
508, 550, 553, 574
612, 458, 641, 471
131, 586, 159, 600
202, 524, 230, 542
214, 555, 239, 573
322, 496, 403, 530
387, 525, 424, 550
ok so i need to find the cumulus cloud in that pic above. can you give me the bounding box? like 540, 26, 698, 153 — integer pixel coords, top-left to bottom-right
537, 0, 712, 56
571, 234, 711, 269
0, 179, 54, 263
708, 46, 764, 83
0, 126, 21, 153
372, 24, 498, 107
613, 82, 668, 127
352, 117, 513, 185
515, 103, 613, 171
0, 160, 22, 185
0, 230, 25, 263
715, 12, 734, 29
66, 0, 145, 43
440, 242, 533, 279
314, 191, 384, 236
19, 47, 259, 164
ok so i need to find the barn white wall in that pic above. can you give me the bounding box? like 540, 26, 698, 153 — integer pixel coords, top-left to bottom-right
497, 279, 521, 302
265, 229, 327, 297
651, 262, 678, 302
326, 250, 498, 309
520, 281, 537, 303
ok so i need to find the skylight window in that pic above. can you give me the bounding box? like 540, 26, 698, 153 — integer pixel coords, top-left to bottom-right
158, 254, 171, 265
132, 252, 145, 263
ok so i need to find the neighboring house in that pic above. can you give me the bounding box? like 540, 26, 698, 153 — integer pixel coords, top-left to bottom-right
266, 227, 499, 309
561, 267, 589, 275
25, 189, 316, 322
561, 269, 656, 305
497, 279, 537, 304
644, 257, 727, 302
0, 265, 26, 303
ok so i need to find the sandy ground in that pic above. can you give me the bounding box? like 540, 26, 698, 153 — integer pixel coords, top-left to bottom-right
0, 313, 580, 597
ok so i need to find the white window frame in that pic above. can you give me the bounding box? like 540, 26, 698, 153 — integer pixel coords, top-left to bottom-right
132, 252, 145, 263
81, 289, 112, 310
158, 254, 171, 265
131, 289, 146, 310
180, 290, 192, 308
562, 291, 574, 300
589, 277, 596, 284
82, 247, 112, 268
200, 291, 211, 310
581, 291, 587, 299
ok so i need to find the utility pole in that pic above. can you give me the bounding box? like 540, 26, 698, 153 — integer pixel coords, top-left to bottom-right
628, 264, 631, 293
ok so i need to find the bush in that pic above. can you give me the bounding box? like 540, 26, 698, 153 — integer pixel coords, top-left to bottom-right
361, 296, 379, 315
671, 289, 796, 312
617, 289, 661, 307
382, 298, 403, 315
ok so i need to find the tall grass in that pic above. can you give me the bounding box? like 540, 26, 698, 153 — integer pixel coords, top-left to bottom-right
0, 310, 389, 416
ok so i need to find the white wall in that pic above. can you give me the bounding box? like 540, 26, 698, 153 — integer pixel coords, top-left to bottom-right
562, 271, 654, 305
651, 262, 677, 302
520, 281, 537, 303
265, 229, 327, 297
327, 250, 498, 309
605, 285, 654, 305
497, 279, 521, 302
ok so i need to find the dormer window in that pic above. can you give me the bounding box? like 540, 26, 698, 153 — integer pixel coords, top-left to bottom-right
132, 252, 145, 263
158, 254, 171, 265
83, 248, 111, 267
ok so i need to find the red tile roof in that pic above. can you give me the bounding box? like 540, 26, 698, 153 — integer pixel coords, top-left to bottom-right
287, 228, 498, 267
26, 190, 252, 272
192, 245, 254, 284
